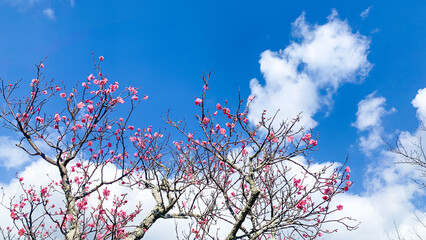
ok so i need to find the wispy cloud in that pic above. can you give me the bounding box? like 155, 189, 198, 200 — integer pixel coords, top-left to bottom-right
0, 136, 30, 169
360, 6, 373, 20
352, 92, 395, 154
43, 8, 55, 20
248, 10, 371, 130
412, 88, 426, 124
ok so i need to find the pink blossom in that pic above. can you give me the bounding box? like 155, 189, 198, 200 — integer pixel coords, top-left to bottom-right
242, 148, 248, 156
143, 95, 148, 100
77, 197, 88, 210
54, 113, 61, 122
336, 205, 343, 211
116, 97, 125, 104
88, 141, 93, 146
103, 188, 110, 197
100, 78, 108, 85
19, 177, 24, 181
60, 92, 66, 98
345, 166, 351, 173
39, 63, 44, 68
309, 139, 317, 146
40, 187, 48, 197
202, 117, 209, 125
87, 105, 94, 113
287, 136, 294, 142
87, 74, 94, 81
248, 95, 255, 101
132, 95, 138, 101
293, 178, 301, 185
77, 102, 85, 109
66, 214, 73, 222
99, 56, 104, 61
220, 128, 226, 135
18, 228, 25, 236
324, 187, 334, 195
296, 199, 307, 209
301, 133, 311, 141
195, 98, 202, 105
35, 116, 44, 124
216, 103, 222, 110
187, 133, 193, 140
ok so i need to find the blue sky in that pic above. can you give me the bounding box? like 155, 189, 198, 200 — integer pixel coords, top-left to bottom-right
0, 0, 425, 239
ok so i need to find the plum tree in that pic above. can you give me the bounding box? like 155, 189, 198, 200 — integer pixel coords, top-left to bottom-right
0, 57, 356, 240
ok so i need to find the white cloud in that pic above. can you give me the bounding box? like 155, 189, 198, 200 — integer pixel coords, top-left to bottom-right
360, 6, 373, 20
0, 159, 58, 234
43, 8, 55, 20
337, 88, 426, 239
352, 92, 395, 154
326, 139, 426, 239
358, 128, 383, 154
0, 136, 30, 169
412, 88, 426, 124
249, 10, 371, 131
352, 92, 387, 131
0, 158, 181, 239
328, 180, 425, 239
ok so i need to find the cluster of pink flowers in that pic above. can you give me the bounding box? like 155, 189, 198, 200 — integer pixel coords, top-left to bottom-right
35, 116, 44, 124
195, 98, 202, 105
